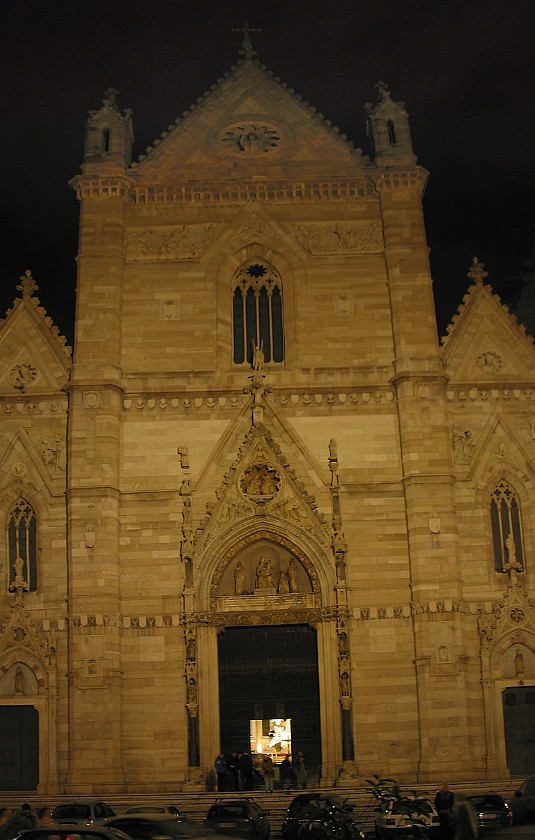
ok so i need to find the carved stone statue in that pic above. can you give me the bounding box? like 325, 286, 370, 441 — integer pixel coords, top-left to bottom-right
14, 666, 24, 694
515, 648, 525, 676
287, 558, 299, 593
278, 568, 290, 594
255, 555, 274, 589
252, 340, 265, 371
234, 561, 247, 595
12, 557, 26, 586
187, 678, 198, 704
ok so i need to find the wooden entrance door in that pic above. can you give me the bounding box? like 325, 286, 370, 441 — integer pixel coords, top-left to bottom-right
503, 686, 535, 775
0, 706, 39, 790
218, 624, 321, 777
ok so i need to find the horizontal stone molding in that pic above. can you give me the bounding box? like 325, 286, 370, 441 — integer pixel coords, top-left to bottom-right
130, 179, 376, 206
446, 387, 535, 402
1, 400, 67, 415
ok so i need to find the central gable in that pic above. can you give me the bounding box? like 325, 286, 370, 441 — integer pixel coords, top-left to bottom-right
131, 59, 369, 182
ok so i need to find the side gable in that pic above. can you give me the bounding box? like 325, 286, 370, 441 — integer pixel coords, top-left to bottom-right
442, 260, 535, 385
0, 272, 71, 396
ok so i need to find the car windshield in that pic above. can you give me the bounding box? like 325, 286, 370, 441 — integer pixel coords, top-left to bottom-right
109, 820, 211, 839
289, 801, 333, 818
208, 806, 248, 819
470, 797, 502, 809
54, 806, 90, 819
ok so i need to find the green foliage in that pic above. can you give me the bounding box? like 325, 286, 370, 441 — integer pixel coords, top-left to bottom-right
365, 774, 434, 821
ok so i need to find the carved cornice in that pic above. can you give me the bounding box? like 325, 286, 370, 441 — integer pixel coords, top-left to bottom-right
130, 179, 376, 207
70, 175, 135, 200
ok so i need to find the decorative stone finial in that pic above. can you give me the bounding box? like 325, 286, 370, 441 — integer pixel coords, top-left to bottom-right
375, 80, 391, 102
103, 87, 120, 109
231, 21, 261, 59
467, 257, 489, 286
16, 270, 38, 299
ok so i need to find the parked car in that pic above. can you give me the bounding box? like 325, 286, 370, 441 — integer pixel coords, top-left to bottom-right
125, 807, 187, 817
17, 829, 130, 840
281, 793, 364, 840
205, 799, 270, 840
511, 776, 535, 824
375, 799, 439, 839
467, 794, 513, 830
101, 814, 224, 840
52, 802, 116, 825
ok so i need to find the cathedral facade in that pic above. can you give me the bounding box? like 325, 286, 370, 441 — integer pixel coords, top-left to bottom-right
1, 45, 535, 795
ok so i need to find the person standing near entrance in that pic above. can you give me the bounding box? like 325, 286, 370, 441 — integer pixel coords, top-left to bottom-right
294, 751, 307, 788
261, 754, 274, 792
214, 752, 227, 792
434, 783, 454, 840
239, 750, 254, 790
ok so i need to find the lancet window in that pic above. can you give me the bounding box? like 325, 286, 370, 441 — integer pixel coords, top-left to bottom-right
490, 480, 524, 573
7, 497, 37, 592
232, 262, 284, 365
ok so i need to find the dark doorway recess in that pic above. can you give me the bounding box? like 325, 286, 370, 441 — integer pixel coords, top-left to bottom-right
503, 685, 535, 775
218, 624, 321, 778
0, 705, 39, 789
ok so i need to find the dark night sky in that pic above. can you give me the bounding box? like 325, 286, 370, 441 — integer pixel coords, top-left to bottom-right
1, 0, 533, 347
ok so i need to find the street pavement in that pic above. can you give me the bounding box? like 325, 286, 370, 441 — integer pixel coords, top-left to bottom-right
482, 827, 535, 838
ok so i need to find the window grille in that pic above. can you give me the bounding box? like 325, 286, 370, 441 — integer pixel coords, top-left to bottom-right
7, 497, 37, 592
490, 481, 524, 573
232, 262, 284, 365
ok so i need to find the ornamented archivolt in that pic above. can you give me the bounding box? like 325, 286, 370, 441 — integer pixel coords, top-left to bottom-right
219, 123, 281, 155
125, 224, 217, 260
294, 221, 383, 254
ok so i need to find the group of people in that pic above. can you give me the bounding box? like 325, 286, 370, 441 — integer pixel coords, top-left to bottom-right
214, 750, 307, 793
434, 784, 479, 840
0, 803, 53, 840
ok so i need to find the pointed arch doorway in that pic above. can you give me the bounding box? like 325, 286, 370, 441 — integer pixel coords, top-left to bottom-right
218, 624, 321, 780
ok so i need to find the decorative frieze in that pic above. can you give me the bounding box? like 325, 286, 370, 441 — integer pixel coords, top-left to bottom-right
123, 395, 247, 410
1, 400, 67, 415
294, 220, 383, 254
125, 224, 217, 260
446, 387, 534, 402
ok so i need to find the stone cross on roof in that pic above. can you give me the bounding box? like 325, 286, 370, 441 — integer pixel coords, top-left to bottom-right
467, 256, 489, 286
232, 21, 261, 59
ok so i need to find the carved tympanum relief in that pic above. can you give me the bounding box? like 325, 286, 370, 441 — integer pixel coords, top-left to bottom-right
219, 123, 281, 155
217, 545, 310, 598
8, 364, 38, 393
240, 463, 281, 503
452, 424, 481, 463
476, 350, 503, 373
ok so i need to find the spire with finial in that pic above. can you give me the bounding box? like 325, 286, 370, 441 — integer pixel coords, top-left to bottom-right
467, 257, 489, 286
16, 270, 38, 300
231, 21, 261, 59
375, 80, 391, 104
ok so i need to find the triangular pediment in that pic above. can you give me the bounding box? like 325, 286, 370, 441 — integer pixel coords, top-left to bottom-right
460, 415, 535, 484
0, 294, 71, 396
442, 280, 535, 384
130, 60, 368, 183
195, 423, 331, 554
0, 428, 64, 496
0, 604, 47, 671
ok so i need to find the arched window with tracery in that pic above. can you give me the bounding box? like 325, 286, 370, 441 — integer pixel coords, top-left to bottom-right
232, 261, 284, 365
7, 497, 37, 592
490, 481, 525, 573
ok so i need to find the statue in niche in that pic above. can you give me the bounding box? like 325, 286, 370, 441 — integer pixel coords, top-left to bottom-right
14, 666, 24, 694
338, 632, 349, 656
186, 637, 196, 661
187, 678, 198, 704
287, 558, 299, 593
515, 648, 525, 676
278, 567, 290, 594
340, 671, 350, 696
252, 340, 265, 371
255, 556, 274, 590
329, 438, 338, 460
234, 561, 247, 595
